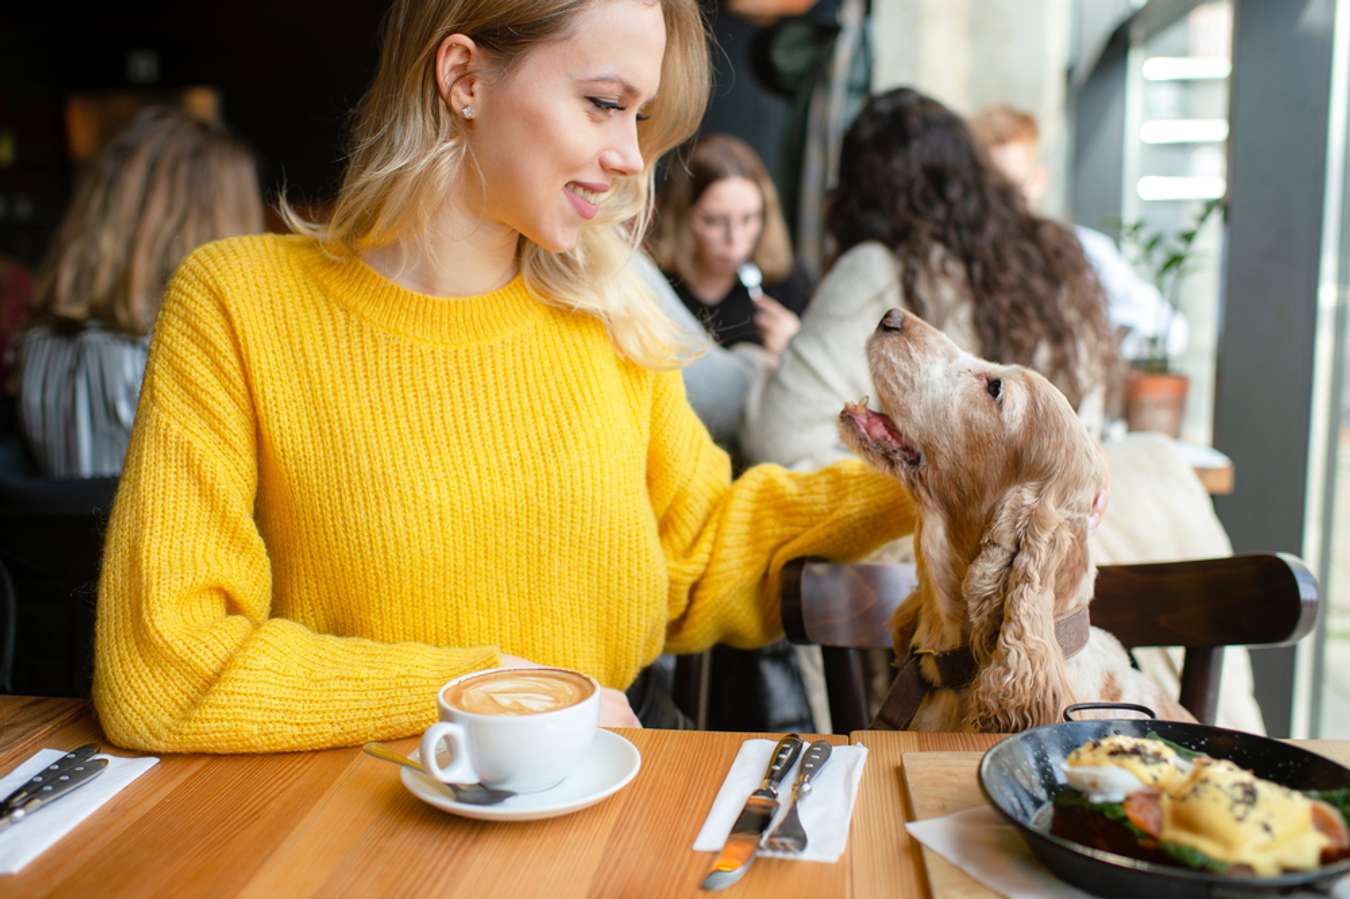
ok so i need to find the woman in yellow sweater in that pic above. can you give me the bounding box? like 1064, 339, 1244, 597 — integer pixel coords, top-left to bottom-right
93, 0, 916, 753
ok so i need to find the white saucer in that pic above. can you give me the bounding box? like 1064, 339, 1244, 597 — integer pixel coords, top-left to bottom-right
400, 729, 641, 822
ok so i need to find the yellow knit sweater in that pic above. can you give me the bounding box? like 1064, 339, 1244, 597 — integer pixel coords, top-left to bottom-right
93, 234, 916, 753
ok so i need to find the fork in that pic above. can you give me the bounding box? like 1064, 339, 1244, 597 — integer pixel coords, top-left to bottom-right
764, 740, 832, 853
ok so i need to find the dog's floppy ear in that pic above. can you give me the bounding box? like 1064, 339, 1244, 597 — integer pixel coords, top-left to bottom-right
960, 484, 1078, 732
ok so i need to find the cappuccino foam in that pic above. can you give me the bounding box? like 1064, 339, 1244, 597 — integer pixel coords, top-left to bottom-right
444, 669, 594, 716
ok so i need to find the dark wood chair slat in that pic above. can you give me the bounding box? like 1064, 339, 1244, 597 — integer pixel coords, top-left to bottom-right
779, 553, 1319, 732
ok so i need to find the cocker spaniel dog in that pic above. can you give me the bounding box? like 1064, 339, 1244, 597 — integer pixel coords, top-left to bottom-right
839, 308, 1191, 732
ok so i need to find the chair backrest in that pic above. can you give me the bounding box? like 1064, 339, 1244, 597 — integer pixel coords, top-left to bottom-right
781, 554, 1320, 733
0, 439, 118, 697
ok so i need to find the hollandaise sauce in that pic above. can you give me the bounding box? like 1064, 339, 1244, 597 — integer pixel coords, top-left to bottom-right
1052, 735, 1350, 876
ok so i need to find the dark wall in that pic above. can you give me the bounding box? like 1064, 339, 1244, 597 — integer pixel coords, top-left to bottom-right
1070, 25, 1128, 236
1214, 0, 1336, 737
0, 2, 388, 266
0, 2, 814, 269
699, 3, 794, 187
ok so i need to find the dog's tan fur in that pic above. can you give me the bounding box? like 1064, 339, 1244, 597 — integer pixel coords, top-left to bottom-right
839, 310, 1192, 732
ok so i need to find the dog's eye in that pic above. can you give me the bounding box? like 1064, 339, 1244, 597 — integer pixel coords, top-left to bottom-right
986, 378, 1003, 400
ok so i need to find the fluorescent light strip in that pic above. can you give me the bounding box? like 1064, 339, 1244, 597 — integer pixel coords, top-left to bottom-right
1140, 119, 1230, 143
1136, 176, 1227, 201
1141, 56, 1232, 81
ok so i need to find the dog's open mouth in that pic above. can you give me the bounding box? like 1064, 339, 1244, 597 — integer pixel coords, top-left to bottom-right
841, 399, 922, 467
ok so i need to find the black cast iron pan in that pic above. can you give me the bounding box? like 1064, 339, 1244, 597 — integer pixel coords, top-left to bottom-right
977, 703, 1350, 898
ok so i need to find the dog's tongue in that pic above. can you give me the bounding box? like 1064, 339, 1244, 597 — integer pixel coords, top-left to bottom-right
843, 400, 921, 463
860, 411, 896, 443
843, 401, 903, 443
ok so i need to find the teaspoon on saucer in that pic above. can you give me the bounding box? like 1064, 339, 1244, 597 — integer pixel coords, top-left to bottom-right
362, 742, 516, 805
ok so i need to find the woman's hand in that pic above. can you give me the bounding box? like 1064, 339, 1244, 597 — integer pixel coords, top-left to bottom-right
753, 294, 801, 359
499, 655, 641, 727
600, 687, 642, 728
497, 653, 545, 669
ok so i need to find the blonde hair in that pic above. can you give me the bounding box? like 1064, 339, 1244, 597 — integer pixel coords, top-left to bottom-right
968, 104, 1040, 152
34, 106, 263, 336
648, 132, 793, 283
282, 0, 711, 369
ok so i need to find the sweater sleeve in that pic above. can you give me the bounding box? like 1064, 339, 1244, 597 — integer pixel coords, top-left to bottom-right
92, 254, 498, 753
650, 370, 917, 655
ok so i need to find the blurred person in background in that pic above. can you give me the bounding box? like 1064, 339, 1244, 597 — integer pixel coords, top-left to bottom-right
649, 133, 813, 363
18, 106, 263, 478
968, 103, 1189, 364
742, 87, 1114, 472
631, 249, 764, 451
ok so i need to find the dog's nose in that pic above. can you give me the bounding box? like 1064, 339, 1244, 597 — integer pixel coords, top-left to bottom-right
877, 309, 905, 333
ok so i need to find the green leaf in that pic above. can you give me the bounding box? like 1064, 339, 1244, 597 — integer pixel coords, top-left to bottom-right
1131, 356, 1171, 375
1160, 840, 1230, 873
1142, 731, 1202, 760
1159, 255, 1186, 276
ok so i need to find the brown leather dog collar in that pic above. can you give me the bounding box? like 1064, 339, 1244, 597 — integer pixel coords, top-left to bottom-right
871, 606, 1092, 730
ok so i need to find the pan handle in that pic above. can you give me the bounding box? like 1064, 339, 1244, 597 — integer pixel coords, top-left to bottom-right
1062, 702, 1156, 721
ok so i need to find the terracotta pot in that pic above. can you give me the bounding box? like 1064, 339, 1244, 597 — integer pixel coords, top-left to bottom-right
1125, 370, 1189, 437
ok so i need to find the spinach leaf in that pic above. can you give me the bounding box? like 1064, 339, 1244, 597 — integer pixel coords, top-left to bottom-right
1159, 840, 1230, 873
1143, 731, 1202, 761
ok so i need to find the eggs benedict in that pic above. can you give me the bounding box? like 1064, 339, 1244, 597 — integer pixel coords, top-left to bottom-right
1051, 735, 1350, 876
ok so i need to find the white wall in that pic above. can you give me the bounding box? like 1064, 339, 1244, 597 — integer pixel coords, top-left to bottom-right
871, 0, 1074, 216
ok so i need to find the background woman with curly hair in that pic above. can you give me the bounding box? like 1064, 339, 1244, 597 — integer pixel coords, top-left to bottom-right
742, 86, 1114, 470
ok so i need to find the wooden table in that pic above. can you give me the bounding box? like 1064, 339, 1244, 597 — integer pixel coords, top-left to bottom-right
0, 697, 850, 898
6, 698, 1350, 898
1170, 440, 1235, 495
1195, 460, 1235, 495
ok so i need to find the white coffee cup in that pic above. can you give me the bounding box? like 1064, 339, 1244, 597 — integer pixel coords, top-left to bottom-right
420, 667, 601, 794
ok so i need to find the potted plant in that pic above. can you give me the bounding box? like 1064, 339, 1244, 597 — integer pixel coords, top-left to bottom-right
1116, 197, 1224, 436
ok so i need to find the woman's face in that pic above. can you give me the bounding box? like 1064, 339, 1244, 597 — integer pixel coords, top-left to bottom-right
463, 0, 664, 253
689, 176, 764, 276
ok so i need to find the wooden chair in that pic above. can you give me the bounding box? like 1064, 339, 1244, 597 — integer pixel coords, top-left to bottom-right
780, 554, 1320, 734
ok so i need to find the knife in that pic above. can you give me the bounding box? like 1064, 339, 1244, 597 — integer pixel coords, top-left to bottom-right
0, 744, 108, 830
700, 733, 804, 891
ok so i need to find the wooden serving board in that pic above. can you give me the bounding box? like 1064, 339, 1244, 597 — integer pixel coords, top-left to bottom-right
901, 752, 998, 898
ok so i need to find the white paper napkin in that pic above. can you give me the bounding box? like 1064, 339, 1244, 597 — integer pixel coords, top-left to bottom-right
693, 739, 867, 863
0, 748, 158, 874
906, 805, 1350, 899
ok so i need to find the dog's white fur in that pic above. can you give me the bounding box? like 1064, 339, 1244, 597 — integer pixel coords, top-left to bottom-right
840, 310, 1191, 732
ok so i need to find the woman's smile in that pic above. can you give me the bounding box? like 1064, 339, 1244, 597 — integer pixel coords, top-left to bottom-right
564, 181, 608, 219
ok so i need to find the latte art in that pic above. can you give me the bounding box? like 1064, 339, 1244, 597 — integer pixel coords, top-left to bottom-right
444, 669, 594, 716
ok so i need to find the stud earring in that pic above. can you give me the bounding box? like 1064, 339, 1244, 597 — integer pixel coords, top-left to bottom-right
461, 104, 475, 119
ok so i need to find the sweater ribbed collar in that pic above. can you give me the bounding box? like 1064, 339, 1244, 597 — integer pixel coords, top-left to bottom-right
306, 241, 549, 345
